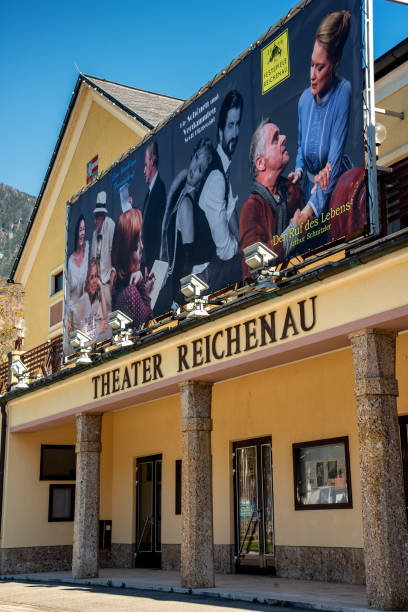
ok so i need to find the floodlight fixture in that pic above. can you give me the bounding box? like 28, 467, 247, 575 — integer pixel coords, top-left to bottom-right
10, 358, 29, 389
180, 274, 209, 300
179, 274, 210, 319
108, 310, 134, 348
70, 329, 92, 364
108, 310, 132, 331
10, 358, 28, 377
243, 242, 278, 273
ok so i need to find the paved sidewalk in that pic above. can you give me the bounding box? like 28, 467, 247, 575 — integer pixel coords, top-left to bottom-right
0, 568, 375, 612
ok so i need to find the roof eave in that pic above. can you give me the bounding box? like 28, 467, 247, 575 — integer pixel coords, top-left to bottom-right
81, 75, 155, 131
9, 75, 84, 283
9, 74, 154, 283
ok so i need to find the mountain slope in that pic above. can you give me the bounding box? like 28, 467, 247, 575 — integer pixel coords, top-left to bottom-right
0, 183, 35, 277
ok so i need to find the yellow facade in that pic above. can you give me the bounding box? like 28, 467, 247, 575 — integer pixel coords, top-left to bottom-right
1, 47, 407, 603
3, 245, 408, 555
17, 88, 149, 350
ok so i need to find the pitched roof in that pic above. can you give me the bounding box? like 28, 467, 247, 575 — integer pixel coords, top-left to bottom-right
9, 75, 183, 282
374, 37, 408, 81
83, 75, 183, 129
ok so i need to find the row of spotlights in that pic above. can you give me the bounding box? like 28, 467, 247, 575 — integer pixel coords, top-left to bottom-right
11, 243, 278, 381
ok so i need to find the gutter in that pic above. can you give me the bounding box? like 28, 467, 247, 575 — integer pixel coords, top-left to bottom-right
0, 399, 7, 537
3, 228, 408, 404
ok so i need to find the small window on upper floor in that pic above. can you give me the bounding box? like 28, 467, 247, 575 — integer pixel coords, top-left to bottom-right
52, 271, 63, 295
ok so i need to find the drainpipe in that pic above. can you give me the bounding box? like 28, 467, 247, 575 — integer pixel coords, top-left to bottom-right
0, 399, 7, 536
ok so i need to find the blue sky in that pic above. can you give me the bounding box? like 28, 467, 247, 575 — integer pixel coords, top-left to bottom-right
0, 0, 407, 197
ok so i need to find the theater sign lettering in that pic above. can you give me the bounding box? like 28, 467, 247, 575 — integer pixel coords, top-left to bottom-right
91, 296, 317, 400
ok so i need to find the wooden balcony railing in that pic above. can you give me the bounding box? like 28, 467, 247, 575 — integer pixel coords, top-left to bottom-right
0, 334, 62, 395
379, 157, 408, 235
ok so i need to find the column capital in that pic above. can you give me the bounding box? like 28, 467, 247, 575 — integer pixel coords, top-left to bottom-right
181, 417, 212, 432
349, 327, 397, 381
180, 380, 213, 420
348, 328, 397, 341
76, 441, 102, 453
76, 413, 102, 443
354, 377, 398, 397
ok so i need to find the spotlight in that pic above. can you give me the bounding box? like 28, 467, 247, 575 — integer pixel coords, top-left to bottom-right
180, 274, 209, 300
179, 274, 210, 319
70, 329, 92, 364
243, 242, 277, 273
108, 310, 134, 348
10, 358, 29, 389
243, 242, 281, 293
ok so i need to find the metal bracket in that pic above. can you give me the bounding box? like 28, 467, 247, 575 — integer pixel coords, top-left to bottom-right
375, 107, 405, 120
376, 165, 393, 174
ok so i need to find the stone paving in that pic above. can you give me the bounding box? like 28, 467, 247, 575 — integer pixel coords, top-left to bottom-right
0, 568, 377, 612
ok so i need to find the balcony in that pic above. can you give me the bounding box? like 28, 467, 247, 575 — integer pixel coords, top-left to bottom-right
0, 335, 62, 394
379, 157, 408, 235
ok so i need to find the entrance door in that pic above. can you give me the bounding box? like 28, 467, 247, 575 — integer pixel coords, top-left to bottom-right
233, 437, 275, 574
399, 416, 408, 516
135, 454, 162, 568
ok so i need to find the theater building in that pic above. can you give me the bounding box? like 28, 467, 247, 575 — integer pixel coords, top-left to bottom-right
0, 30, 407, 612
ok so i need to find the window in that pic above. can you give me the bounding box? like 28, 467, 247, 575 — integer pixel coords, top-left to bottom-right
52, 271, 63, 295
40, 445, 76, 481
293, 437, 352, 510
175, 459, 182, 515
48, 484, 75, 521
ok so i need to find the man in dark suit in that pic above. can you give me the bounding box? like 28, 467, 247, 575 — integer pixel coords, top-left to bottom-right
141, 140, 166, 273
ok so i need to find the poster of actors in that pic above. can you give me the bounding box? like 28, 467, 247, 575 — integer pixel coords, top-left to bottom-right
64, 0, 366, 353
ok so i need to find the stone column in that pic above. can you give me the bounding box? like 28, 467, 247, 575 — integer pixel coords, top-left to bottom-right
180, 381, 214, 588
72, 413, 102, 579
349, 329, 408, 610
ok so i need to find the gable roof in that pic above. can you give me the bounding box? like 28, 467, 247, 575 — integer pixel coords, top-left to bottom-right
9, 74, 183, 282
83, 75, 183, 129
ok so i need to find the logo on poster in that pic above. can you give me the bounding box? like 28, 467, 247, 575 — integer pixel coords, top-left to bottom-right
262, 29, 290, 94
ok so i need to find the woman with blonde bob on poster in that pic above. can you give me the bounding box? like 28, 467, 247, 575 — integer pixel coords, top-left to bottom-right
111, 208, 155, 327
289, 10, 352, 223
75, 258, 109, 341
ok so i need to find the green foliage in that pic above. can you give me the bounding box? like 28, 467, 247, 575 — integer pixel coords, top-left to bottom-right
0, 183, 35, 277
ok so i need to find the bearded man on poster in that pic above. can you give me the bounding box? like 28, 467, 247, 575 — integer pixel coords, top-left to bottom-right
197, 90, 243, 291
239, 119, 304, 278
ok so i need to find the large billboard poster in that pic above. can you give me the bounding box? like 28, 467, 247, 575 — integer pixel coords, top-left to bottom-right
64, 0, 365, 353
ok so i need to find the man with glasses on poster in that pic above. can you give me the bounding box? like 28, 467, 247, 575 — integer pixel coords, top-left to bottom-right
197, 90, 243, 292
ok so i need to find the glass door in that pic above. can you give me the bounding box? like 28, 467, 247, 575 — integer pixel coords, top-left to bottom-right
399, 416, 408, 516
233, 437, 275, 573
135, 454, 162, 568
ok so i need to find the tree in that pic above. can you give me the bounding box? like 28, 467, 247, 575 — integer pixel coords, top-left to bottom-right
0, 280, 24, 364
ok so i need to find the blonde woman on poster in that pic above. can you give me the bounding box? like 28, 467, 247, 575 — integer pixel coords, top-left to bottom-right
289, 10, 352, 223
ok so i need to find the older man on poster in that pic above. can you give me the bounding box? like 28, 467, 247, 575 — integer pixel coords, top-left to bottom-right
239, 119, 304, 277
197, 90, 243, 291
